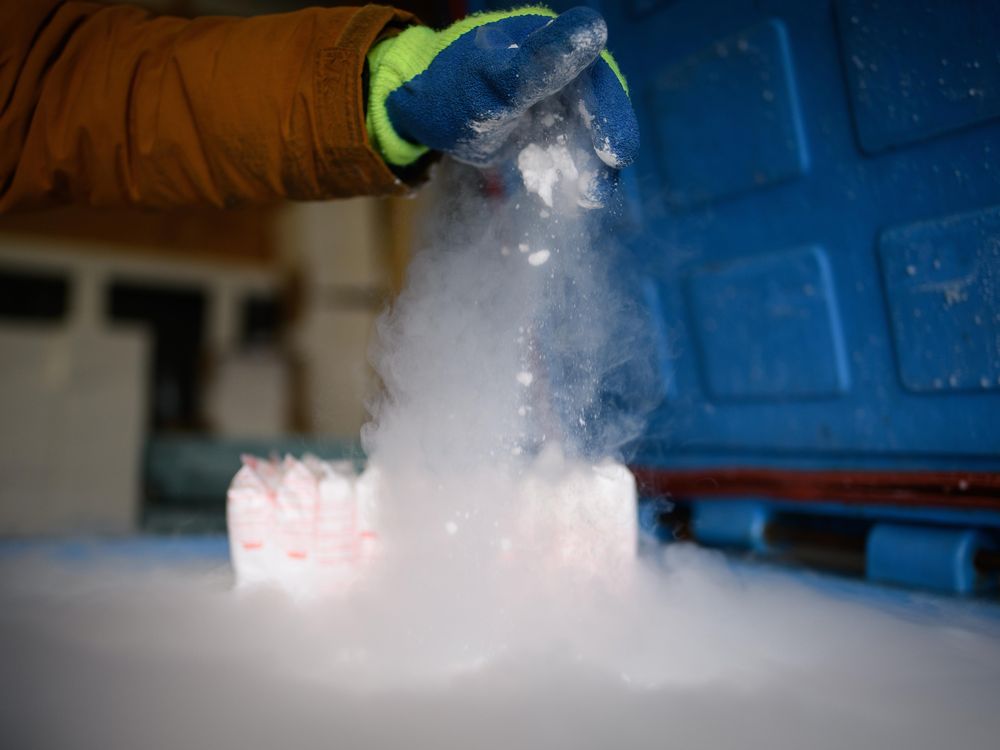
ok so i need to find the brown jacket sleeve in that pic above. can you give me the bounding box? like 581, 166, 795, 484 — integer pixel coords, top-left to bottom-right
0, 2, 416, 212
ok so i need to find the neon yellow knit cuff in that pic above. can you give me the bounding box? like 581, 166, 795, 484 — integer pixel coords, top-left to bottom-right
366, 27, 436, 168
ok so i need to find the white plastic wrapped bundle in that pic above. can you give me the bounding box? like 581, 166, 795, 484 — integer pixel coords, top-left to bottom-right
228, 446, 639, 599
514, 448, 638, 584
227, 455, 379, 598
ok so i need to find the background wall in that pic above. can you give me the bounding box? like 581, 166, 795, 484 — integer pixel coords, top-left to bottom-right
0, 194, 423, 533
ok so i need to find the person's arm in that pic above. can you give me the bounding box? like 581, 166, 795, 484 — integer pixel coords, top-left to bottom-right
0, 2, 416, 212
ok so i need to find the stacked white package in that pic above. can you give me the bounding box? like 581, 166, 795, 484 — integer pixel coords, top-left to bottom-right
227, 455, 379, 598
516, 447, 638, 585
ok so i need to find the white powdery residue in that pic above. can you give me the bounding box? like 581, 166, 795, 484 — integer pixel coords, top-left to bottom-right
518, 242, 530, 254
527, 250, 551, 266
517, 143, 580, 208
516, 371, 534, 387
539, 112, 560, 128
518, 18, 604, 109
461, 112, 521, 166
568, 20, 607, 59
595, 136, 620, 168
575, 168, 602, 210
577, 99, 595, 129
444, 521, 458, 535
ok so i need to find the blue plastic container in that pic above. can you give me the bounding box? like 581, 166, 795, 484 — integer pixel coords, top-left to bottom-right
468, 0, 1000, 592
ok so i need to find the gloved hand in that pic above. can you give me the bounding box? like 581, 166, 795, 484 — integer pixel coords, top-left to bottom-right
366, 6, 637, 178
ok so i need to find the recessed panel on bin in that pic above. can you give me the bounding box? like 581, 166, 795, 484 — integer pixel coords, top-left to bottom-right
880, 205, 1000, 394
836, 0, 1000, 153
685, 246, 848, 402
647, 19, 808, 208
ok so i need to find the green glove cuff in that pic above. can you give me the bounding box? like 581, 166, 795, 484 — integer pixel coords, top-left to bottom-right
365, 6, 629, 168
366, 26, 437, 168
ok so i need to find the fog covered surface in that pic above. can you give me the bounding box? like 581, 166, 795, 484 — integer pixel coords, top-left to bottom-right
1, 544, 999, 750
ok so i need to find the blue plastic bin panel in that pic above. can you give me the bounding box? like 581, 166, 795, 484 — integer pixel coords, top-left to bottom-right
879, 205, 1000, 394
647, 19, 809, 208
684, 245, 848, 402
609, 0, 1000, 471
836, 0, 1000, 154
467, 0, 1000, 475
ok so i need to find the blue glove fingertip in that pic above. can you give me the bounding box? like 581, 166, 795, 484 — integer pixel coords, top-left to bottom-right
579, 55, 640, 169
489, 6, 607, 112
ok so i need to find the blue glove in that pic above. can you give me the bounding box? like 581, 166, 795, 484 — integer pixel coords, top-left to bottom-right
366, 6, 638, 179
